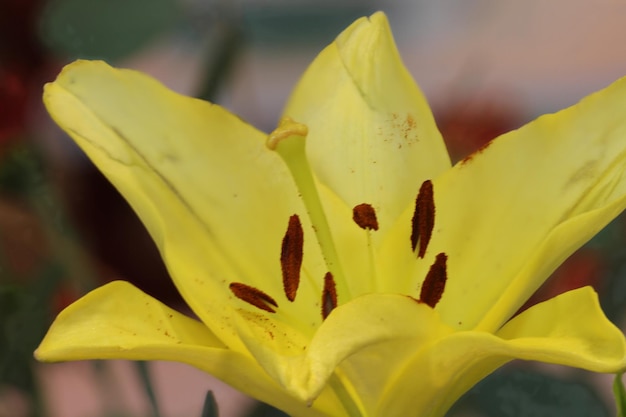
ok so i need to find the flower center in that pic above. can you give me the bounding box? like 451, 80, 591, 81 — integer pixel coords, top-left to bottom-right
229, 117, 449, 320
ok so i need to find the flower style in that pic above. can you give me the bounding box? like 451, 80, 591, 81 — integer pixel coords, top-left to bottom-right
36, 12, 626, 417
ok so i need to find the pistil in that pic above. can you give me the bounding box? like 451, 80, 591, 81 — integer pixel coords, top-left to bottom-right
267, 117, 352, 302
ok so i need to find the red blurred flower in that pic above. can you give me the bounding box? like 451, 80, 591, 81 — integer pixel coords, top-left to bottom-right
435, 92, 524, 163
0, 0, 48, 145
520, 248, 605, 315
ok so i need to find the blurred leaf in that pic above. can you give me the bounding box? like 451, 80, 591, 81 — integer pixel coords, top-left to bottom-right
201, 391, 219, 417
0, 146, 73, 237
0, 262, 63, 392
135, 361, 162, 417
195, 11, 243, 103
40, 0, 180, 61
448, 367, 610, 417
246, 401, 289, 417
614, 374, 626, 417
592, 213, 626, 324
0, 145, 44, 195
242, 4, 375, 47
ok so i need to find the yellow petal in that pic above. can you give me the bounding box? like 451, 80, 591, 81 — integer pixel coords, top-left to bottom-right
235, 293, 453, 414
377, 287, 626, 417
283, 12, 450, 236
305, 294, 453, 414
35, 281, 226, 360
43, 60, 327, 346
496, 286, 626, 371
380, 75, 626, 329
35, 281, 343, 417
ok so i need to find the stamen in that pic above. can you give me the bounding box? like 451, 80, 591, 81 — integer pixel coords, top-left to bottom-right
419, 253, 447, 308
281, 214, 303, 302
229, 283, 278, 313
352, 203, 379, 231
353, 203, 380, 291
411, 180, 435, 258
321, 272, 338, 320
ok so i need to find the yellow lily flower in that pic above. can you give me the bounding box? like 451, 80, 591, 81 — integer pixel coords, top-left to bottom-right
36, 11, 626, 417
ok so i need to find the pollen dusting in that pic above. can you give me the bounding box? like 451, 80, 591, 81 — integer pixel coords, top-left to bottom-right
321, 272, 338, 320
411, 180, 435, 258
352, 203, 379, 230
383, 112, 419, 144
405, 113, 416, 132
281, 215, 304, 302
460, 139, 494, 165
237, 309, 304, 351
229, 282, 278, 313
419, 253, 448, 308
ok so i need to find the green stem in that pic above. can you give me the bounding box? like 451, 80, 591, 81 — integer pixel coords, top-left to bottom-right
613, 373, 626, 417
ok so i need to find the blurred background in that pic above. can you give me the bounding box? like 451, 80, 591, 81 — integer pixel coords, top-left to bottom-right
2, 0, 626, 416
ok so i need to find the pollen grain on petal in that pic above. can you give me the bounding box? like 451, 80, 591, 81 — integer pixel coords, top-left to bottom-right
411, 180, 435, 258
229, 282, 278, 313
281, 214, 304, 302
352, 203, 379, 230
419, 253, 448, 308
321, 272, 338, 320
460, 139, 494, 165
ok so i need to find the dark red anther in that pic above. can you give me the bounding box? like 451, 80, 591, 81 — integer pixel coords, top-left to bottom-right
281, 214, 303, 302
411, 180, 435, 258
419, 253, 448, 308
352, 203, 379, 231
321, 272, 338, 320
229, 282, 278, 313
